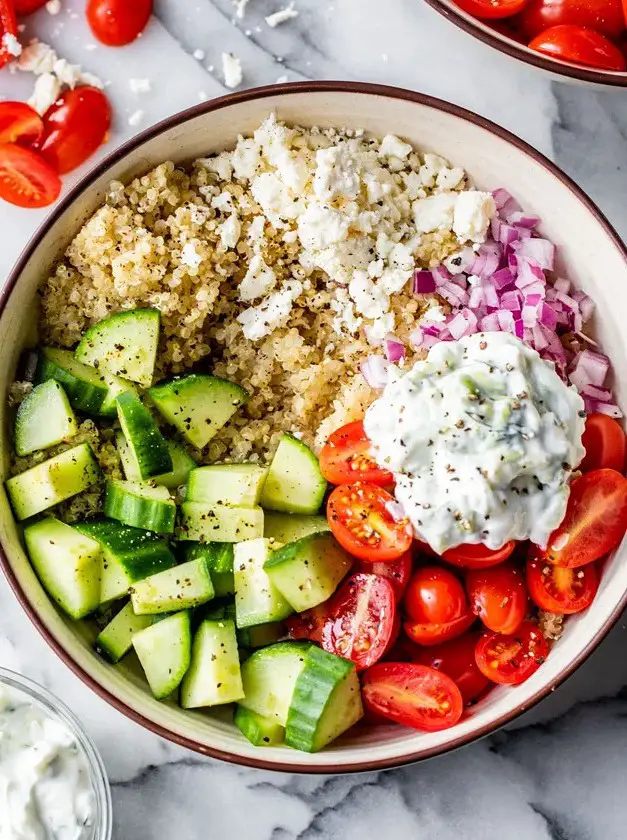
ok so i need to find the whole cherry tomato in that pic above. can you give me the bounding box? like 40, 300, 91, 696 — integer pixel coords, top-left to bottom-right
580, 413, 626, 473
518, 0, 625, 41
529, 24, 626, 70
411, 631, 491, 705
455, 0, 528, 19
466, 562, 528, 635
86, 0, 152, 46
404, 565, 468, 625
355, 549, 413, 602
442, 540, 516, 569
14, 0, 48, 13
319, 420, 394, 487
475, 622, 549, 685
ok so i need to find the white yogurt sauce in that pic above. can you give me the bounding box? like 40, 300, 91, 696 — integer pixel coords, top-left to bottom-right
0, 685, 95, 840
364, 332, 586, 553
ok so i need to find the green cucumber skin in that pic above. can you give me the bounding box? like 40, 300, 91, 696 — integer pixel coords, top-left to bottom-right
36, 347, 110, 415
179, 618, 244, 708
117, 433, 195, 489
14, 380, 78, 457
234, 539, 294, 629
104, 481, 176, 534
177, 541, 235, 597
237, 621, 284, 649
116, 391, 173, 480
132, 611, 192, 700
239, 641, 311, 725
96, 601, 153, 663
259, 434, 327, 515
234, 706, 285, 747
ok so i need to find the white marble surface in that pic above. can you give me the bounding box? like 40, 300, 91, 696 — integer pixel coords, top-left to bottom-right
1, 0, 627, 837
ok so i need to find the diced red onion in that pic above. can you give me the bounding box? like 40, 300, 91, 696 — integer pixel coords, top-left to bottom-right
581, 384, 613, 401
553, 277, 570, 294
569, 349, 610, 390
414, 270, 436, 294
432, 264, 453, 285
508, 211, 540, 229
514, 237, 555, 271
409, 327, 424, 347
480, 312, 500, 332
384, 334, 405, 363
515, 258, 545, 290
438, 281, 469, 307
501, 290, 522, 312
585, 399, 623, 419
360, 356, 389, 389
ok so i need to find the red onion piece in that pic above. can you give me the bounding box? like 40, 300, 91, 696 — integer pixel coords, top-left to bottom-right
384, 335, 405, 363
360, 356, 389, 389
414, 270, 436, 294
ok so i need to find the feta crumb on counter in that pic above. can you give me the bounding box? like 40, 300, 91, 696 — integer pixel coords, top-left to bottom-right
193, 49, 205, 60
222, 52, 243, 89
2, 33, 22, 58
129, 77, 151, 94
233, 0, 250, 19
28, 73, 61, 115
46, 0, 62, 14
128, 109, 145, 127
265, 3, 299, 27
17, 39, 103, 114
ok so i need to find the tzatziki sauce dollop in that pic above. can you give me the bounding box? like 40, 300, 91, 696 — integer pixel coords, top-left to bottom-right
364, 332, 586, 554
0, 684, 95, 840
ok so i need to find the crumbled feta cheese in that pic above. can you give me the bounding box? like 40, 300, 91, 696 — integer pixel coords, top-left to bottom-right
233, 0, 250, 18
418, 153, 449, 188
218, 213, 241, 249
247, 216, 266, 243
18, 40, 56, 74
368, 312, 395, 344
253, 171, 302, 228
128, 109, 145, 127
436, 166, 464, 191
129, 77, 151, 94
297, 204, 350, 251
380, 134, 412, 160
330, 290, 362, 335
237, 281, 303, 340
211, 191, 234, 212
2, 33, 22, 58
239, 254, 277, 301
181, 243, 203, 270
313, 142, 361, 203
413, 193, 457, 234
46, 0, 62, 14
28, 73, 61, 115
80, 71, 103, 89
349, 271, 389, 319
403, 171, 427, 201
222, 53, 243, 89
231, 138, 260, 180
422, 301, 447, 323
193, 49, 205, 60
52, 59, 83, 88
265, 3, 299, 27
453, 191, 496, 243
202, 152, 233, 182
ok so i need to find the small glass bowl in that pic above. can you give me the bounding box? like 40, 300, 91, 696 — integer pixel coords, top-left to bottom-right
0, 666, 113, 840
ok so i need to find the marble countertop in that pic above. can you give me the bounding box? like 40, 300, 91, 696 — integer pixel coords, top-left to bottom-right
2, 1, 627, 836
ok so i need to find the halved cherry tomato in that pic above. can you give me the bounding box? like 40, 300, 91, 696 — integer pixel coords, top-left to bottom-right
529, 24, 626, 70
442, 540, 516, 569
0, 143, 61, 208
355, 549, 413, 602
327, 482, 413, 563
455, 0, 528, 19
411, 632, 491, 705
285, 603, 330, 644
404, 565, 468, 625
580, 413, 626, 473
319, 420, 393, 487
362, 662, 463, 731
466, 562, 527, 634
0, 102, 43, 148
526, 552, 598, 614
86, 0, 152, 46
321, 573, 396, 671
404, 611, 475, 646
546, 469, 627, 568
14, 0, 48, 13
0, 0, 18, 69
518, 0, 624, 40
38, 87, 112, 175
475, 621, 549, 685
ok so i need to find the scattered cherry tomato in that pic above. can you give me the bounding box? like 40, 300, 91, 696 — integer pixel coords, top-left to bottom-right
14, 0, 48, 13
466, 562, 528, 635
442, 540, 516, 569
362, 662, 463, 731
404, 565, 469, 625
580, 413, 626, 473
411, 632, 492, 705
86, 0, 152, 46
355, 549, 413, 603
38, 87, 111, 175
0, 143, 61, 208
529, 24, 626, 69
545, 469, 627, 567
475, 621, 549, 685
518, 0, 625, 41
0, 102, 43, 148
526, 551, 598, 614
327, 482, 413, 563
0, 0, 18, 69
319, 420, 393, 487
321, 573, 396, 671
404, 611, 476, 646
455, 0, 528, 19
285, 603, 329, 644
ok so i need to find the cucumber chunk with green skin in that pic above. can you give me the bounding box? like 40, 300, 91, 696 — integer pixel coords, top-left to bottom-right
237, 621, 285, 649
75, 519, 176, 604
6, 443, 102, 521
186, 464, 268, 507
260, 435, 327, 515
180, 619, 244, 708
99, 372, 138, 417
264, 512, 329, 544
132, 611, 192, 700
37, 347, 110, 415
178, 502, 264, 543
286, 646, 363, 753
14, 380, 78, 456
24, 517, 102, 620
149, 374, 248, 450
234, 706, 285, 747
96, 601, 153, 663
239, 641, 311, 725
117, 433, 195, 489
75, 308, 160, 388
177, 542, 234, 596
116, 391, 173, 480
130, 557, 215, 615
264, 532, 352, 612
104, 480, 176, 534
234, 538, 293, 629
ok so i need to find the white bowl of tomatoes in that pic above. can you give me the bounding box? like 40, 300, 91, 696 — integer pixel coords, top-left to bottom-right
423, 0, 627, 87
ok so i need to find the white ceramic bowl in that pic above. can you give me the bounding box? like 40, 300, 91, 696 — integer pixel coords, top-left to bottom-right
1, 82, 626, 773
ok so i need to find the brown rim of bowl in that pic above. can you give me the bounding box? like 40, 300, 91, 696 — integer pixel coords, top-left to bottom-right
423, 0, 627, 88
1, 80, 627, 773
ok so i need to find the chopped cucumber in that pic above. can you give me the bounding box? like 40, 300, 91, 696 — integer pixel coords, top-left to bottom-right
237, 621, 285, 650
180, 619, 244, 708
14, 380, 77, 456
117, 433, 195, 489
260, 435, 326, 515
104, 480, 176, 534
99, 372, 138, 417
75, 308, 160, 388
234, 706, 285, 747
24, 517, 102, 620
37, 347, 111, 416
178, 502, 264, 543
75, 519, 176, 604
6, 443, 102, 521
264, 531, 352, 612
264, 512, 329, 544
234, 538, 293, 629
286, 646, 363, 753
130, 557, 214, 615
96, 601, 153, 663
177, 541, 234, 596
186, 464, 268, 507
239, 641, 311, 725
148, 374, 248, 450
132, 611, 192, 700
116, 391, 173, 480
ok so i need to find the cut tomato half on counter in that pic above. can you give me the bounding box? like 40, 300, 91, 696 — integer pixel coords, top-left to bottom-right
319, 420, 393, 487
0, 144, 61, 208
0, 102, 43, 147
